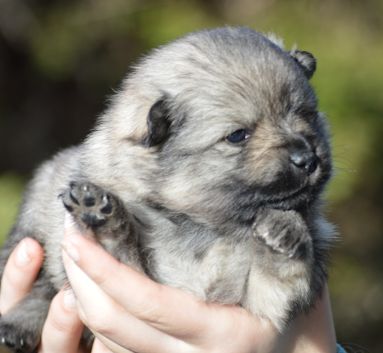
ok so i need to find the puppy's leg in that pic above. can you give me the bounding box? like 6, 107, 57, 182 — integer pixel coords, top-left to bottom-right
244, 209, 315, 330
0, 275, 55, 353
252, 208, 313, 260
61, 181, 143, 349
61, 181, 142, 267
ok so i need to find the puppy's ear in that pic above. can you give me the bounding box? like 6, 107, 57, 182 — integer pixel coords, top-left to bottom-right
289, 50, 316, 79
144, 98, 171, 147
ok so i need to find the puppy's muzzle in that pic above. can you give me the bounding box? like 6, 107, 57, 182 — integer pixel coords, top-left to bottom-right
288, 137, 318, 175
289, 149, 318, 174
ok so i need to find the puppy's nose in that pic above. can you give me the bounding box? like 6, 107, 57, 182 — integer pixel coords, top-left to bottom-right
289, 149, 318, 174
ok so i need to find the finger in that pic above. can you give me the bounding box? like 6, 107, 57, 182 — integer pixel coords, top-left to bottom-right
63, 251, 189, 353
39, 289, 84, 353
0, 238, 44, 313
62, 219, 211, 338
92, 337, 133, 353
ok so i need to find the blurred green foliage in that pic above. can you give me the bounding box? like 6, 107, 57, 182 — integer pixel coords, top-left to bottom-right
0, 0, 382, 351
0, 174, 24, 238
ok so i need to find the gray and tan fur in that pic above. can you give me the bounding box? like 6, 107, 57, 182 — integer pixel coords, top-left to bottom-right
0, 27, 335, 352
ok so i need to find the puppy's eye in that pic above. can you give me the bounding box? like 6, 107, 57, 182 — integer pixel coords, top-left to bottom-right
226, 129, 250, 144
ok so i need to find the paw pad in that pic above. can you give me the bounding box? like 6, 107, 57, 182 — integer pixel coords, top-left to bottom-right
61, 182, 115, 228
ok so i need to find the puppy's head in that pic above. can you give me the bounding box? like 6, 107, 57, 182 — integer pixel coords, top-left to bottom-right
94, 27, 332, 226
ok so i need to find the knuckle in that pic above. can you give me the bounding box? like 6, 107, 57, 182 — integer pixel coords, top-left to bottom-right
48, 312, 78, 335
81, 309, 112, 335
45, 294, 80, 335
89, 270, 109, 287
87, 256, 117, 287
86, 318, 110, 335
138, 304, 164, 326
135, 284, 167, 325
49, 318, 70, 334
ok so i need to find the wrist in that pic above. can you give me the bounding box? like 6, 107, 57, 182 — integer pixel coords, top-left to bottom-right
276, 287, 337, 353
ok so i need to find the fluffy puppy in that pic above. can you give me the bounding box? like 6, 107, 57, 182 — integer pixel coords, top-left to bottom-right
0, 27, 334, 352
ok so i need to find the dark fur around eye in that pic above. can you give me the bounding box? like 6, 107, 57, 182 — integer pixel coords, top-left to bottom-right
226, 129, 250, 144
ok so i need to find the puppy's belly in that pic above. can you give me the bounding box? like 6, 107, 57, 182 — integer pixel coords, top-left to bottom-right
149, 236, 253, 305
149, 235, 311, 331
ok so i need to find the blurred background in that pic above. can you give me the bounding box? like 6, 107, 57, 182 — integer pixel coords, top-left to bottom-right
0, 0, 382, 351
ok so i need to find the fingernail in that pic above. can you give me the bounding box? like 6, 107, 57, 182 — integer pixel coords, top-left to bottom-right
63, 289, 77, 309
15, 239, 32, 267
62, 212, 81, 262
64, 212, 76, 234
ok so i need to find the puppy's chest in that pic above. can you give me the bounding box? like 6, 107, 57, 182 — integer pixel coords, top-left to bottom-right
144, 231, 254, 304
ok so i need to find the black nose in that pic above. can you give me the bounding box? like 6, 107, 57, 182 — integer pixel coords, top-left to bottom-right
289, 149, 318, 174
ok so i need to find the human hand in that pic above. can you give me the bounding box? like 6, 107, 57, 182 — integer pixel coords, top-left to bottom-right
61, 216, 279, 353
0, 237, 112, 353
0, 226, 337, 353
275, 287, 337, 353
61, 216, 337, 353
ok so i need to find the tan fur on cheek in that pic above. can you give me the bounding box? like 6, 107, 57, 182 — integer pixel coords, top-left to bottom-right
243, 126, 287, 184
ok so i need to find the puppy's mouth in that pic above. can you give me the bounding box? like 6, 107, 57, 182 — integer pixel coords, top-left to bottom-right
261, 185, 311, 210
255, 165, 331, 211
222, 166, 331, 223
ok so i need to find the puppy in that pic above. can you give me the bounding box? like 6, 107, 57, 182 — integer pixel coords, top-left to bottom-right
0, 27, 334, 352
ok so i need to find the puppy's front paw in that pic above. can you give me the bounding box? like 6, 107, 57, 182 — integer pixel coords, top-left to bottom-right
0, 321, 38, 353
61, 181, 118, 228
252, 209, 312, 259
